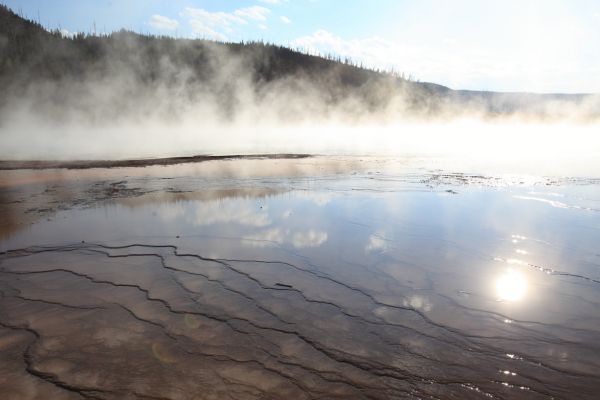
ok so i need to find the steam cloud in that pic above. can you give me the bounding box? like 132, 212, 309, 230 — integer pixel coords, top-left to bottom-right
0, 16, 599, 173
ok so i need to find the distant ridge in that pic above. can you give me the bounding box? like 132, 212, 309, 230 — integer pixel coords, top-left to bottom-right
0, 3, 597, 120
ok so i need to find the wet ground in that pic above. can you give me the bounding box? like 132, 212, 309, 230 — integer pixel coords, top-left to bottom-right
1, 156, 599, 399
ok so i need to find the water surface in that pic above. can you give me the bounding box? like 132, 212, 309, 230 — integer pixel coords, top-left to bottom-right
1, 157, 599, 399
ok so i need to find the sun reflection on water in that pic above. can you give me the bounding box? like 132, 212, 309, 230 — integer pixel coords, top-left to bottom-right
495, 269, 527, 302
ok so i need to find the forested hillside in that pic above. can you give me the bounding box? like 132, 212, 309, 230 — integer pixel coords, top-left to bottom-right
0, 4, 596, 121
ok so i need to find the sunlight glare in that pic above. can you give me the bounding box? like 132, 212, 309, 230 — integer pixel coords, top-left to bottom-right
495, 269, 527, 302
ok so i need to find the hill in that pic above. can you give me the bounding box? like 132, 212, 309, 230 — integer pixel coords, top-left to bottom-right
0, 4, 597, 122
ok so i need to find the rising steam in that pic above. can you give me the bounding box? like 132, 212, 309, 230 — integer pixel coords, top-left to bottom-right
0, 9, 599, 175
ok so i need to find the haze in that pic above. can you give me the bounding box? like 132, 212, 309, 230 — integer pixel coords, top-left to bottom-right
0, 1, 599, 176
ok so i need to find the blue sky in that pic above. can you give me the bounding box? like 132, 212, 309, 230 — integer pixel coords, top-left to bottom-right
4, 0, 600, 93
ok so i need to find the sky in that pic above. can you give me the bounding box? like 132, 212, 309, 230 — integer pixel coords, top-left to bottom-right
4, 0, 600, 93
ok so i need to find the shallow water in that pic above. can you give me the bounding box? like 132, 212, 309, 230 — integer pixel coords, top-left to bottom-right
1, 157, 599, 399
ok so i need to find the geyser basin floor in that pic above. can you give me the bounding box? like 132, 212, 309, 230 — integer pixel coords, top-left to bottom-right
0, 157, 599, 399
